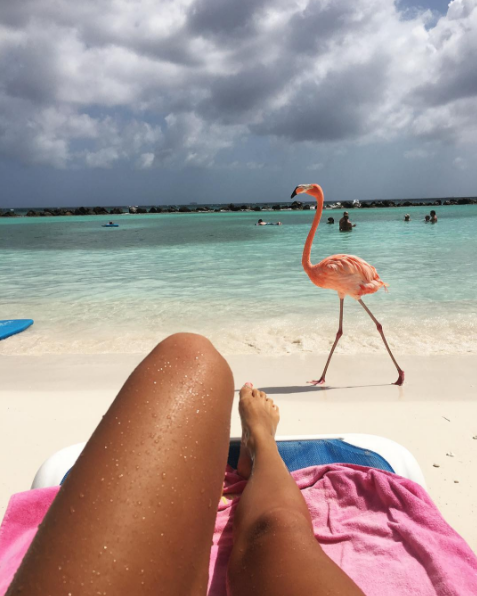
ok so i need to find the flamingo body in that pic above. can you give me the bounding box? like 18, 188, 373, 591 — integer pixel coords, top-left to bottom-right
310, 253, 388, 300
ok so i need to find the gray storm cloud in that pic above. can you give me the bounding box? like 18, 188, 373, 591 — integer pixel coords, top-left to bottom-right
0, 0, 476, 169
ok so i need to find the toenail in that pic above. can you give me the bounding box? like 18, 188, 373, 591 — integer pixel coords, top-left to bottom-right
244, 382, 253, 388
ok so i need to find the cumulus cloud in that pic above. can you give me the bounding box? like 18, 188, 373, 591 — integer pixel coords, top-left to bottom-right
136, 152, 155, 169
0, 0, 476, 170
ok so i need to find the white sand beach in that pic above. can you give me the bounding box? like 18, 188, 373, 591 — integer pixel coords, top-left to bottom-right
1, 351, 476, 552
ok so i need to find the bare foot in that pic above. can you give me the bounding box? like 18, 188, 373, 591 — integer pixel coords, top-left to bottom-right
236, 383, 280, 479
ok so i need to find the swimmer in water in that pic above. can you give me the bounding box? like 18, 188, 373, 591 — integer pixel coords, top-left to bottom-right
257, 219, 282, 226
430, 210, 438, 223
404, 214, 411, 222
339, 213, 355, 232
327, 217, 335, 224
424, 215, 430, 223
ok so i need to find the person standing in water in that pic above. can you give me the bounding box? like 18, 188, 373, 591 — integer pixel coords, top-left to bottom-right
339, 212, 355, 232
430, 210, 438, 223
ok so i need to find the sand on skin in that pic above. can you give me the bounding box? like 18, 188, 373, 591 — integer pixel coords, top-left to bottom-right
0, 353, 476, 553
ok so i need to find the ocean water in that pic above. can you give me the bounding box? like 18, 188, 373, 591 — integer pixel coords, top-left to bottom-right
1, 205, 476, 356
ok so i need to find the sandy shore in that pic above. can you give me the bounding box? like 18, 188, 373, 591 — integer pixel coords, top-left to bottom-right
1, 352, 476, 552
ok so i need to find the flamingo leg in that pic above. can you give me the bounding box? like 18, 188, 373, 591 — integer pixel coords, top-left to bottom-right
358, 299, 405, 386
309, 298, 344, 386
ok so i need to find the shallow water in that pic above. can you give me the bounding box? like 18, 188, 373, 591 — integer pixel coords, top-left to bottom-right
1, 205, 476, 355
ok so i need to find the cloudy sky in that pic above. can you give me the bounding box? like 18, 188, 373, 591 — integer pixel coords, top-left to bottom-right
0, 0, 476, 207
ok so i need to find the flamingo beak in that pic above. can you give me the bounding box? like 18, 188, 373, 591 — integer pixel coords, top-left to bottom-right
291, 187, 299, 198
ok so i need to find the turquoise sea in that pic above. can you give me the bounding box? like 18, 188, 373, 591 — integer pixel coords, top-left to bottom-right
1, 205, 476, 356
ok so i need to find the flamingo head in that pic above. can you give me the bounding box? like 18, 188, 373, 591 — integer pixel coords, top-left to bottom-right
291, 184, 322, 199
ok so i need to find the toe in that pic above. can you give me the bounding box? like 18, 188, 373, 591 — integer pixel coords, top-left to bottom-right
239, 383, 253, 399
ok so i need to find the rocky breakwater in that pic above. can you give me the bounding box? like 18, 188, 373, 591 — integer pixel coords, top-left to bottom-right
1, 197, 476, 218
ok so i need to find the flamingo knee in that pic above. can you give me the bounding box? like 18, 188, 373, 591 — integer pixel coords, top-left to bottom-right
376, 323, 383, 333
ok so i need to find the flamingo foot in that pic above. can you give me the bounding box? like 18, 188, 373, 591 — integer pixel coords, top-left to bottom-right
393, 370, 405, 386
308, 378, 326, 386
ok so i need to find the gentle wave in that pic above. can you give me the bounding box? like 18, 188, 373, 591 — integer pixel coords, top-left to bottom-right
1, 304, 475, 356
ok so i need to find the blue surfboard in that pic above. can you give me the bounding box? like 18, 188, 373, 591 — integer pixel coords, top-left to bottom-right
0, 319, 34, 340
102, 224, 119, 227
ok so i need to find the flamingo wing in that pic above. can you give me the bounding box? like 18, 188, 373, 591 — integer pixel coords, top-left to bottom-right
311, 254, 388, 299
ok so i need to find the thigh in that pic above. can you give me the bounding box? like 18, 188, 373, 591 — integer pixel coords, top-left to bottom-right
7, 333, 234, 596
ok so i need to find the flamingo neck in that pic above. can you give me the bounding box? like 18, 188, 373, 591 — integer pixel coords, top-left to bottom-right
302, 187, 324, 274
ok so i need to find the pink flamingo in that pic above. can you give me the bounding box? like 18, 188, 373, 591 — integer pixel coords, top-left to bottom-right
291, 184, 405, 386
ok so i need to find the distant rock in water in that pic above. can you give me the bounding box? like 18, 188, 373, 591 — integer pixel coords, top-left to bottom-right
26, 210, 39, 217
179, 206, 191, 212
74, 207, 95, 215
291, 201, 303, 210
93, 206, 109, 215
129, 206, 138, 214
110, 207, 125, 214
1, 210, 17, 217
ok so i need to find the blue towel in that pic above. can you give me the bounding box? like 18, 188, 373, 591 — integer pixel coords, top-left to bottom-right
227, 439, 394, 473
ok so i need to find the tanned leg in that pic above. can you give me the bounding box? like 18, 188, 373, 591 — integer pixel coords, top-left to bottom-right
227, 385, 366, 596
7, 333, 234, 596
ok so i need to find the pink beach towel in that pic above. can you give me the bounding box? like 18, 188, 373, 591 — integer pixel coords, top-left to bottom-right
1, 464, 476, 595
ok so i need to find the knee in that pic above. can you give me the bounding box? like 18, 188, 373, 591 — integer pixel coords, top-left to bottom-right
376, 323, 383, 333
244, 507, 311, 544
154, 332, 216, 359
149, 333, 232, 381
336, 329, 343, 339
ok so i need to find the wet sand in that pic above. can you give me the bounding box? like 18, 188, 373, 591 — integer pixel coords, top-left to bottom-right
1, 352, 476, 551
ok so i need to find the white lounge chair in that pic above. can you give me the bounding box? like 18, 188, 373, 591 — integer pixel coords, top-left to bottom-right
31, 434, 426, 490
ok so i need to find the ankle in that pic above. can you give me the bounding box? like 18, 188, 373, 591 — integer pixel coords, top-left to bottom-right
248, 430, 278, 458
